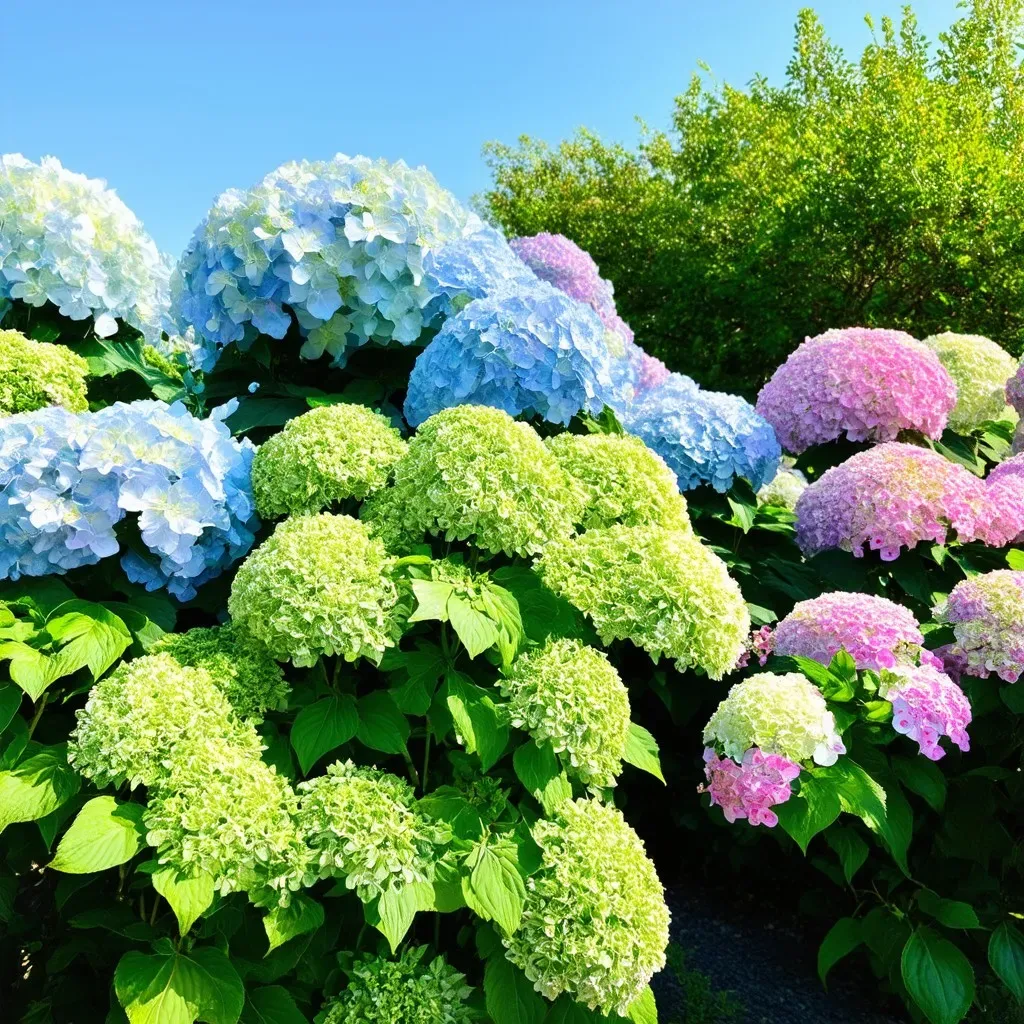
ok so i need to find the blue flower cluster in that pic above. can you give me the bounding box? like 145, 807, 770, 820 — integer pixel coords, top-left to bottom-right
0, 400, 257, 600
623, 373, 781, 492
173, 155, 478, 371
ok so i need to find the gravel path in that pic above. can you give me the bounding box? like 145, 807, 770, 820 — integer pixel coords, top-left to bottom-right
654, 886, 907, 1024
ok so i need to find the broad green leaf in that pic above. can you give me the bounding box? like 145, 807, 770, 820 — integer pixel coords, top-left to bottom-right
824, 827, 869, 884
49, 796, 145, 874
290, 695, 358, 774
45, 600, 132, 680
1001, 684, 1024, 714
544, 996, 603, 1023
225, 397, 308, 435
447, 596, 500, 658
1007, 549, 1024, 571
370, 882, 424, 953
862, 907, 912, 966
0, 641, 63, 701
989, 922, 1024, 1002
263, 894, 324, 954
408, 580, 454, 622
483, 954, 547, 1024
152, 867, 215, 937
355, 691, 409, 755
893, 756, 947, 813
0, 683, 22, 732
241, 986, 308, 1024
462, 840, 525, 936
901, 927, 975, 1024
0, 745, 80, 832
818, 917, 862, 986
417, 786, 487, 841
445, 673, 508, 771
0, 577, 75, 616
917, 891, 983, 931
622, 723, 665, 783
114, 942, 245, 1024
512, 740, 572, 815
392, 642, 446, 715
774, 771, 841, 852
625, 985, 658, 1024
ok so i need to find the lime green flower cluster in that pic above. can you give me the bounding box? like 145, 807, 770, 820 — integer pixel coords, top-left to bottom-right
228, 513, 401, 667
68, 653, 261, 789
537, 524, 749, 678
361, 406, 583, 557
500, 639, 631, 789
924, 332, 1019, 432
251, 403, 407, 518
297, 760, 448, 901
152, 622, 289, 722
545, 432, 691, 531
319, 947, 474, 1024
757, 466, 807, 510
503, 798, 669, 1016
0, 328, 89, 414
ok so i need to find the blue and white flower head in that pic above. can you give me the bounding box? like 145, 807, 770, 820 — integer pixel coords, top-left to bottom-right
404, 281, 619, 427
174, 155, 479, 371
624, 373, 781, 492
0, 154, 171, 342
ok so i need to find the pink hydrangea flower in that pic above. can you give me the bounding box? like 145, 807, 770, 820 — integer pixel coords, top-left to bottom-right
636, 351, 671, 394
1006, 361, 1024, 416
795, 442, 1021, 559
773, 592, 923, 670
880, 664, 972, 760
700, 747, 801, 827
755, 327, 957, 454
749, 624, 775, 666
986, 453, 1024, 543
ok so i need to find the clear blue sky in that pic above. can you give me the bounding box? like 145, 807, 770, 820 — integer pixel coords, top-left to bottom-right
3, 0, 961, 258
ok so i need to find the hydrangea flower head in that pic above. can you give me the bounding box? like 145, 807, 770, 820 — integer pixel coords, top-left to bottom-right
773, 592, 925, 670
986, 453, 1024, 543
0, 329, 89, 413
503, 798, 669, 1016
703, 672, 846, 766
795, 442, 1020, 559
0, 154, 170, 341
878, 664, 971, 760
423, 223, 539, 306
251, 403, 407, 518
500, 639, 631, 789
537, 524, 749, 678
923, 332, 1018, 433
700, 748, 801, 827
152, 622, 289, 722
756, 327, 956, 453
1007, 358, 1024, 417
297, 760, 448, 901
624, 373, 781, 492
319, 947, 473, 1024
545, 431, 690, 532
364, 405, 582, 557
228, 513, 400, 667
757, 466, 807, 510
174, 154, 475, 370
935, 569, 1024, 682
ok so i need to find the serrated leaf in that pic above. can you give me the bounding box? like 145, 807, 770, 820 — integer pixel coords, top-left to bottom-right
448, 596, 500, 658
0, 683, 22, 733
0, 745, 80, 832
512, 740, 572, 815
622, 723, 665, 783
152, 867, 215, 937
408, 580, 454, 622
483, 954, 547, 1024
989, 922, 1024, 1002
462, 841, 525, 936
818, 917, 862, 986
49, 796, 145, 874
263, 894, 324, 954
355, 691, 409, 754
290, 694, 358, 774
893, 756, 947, 813
917, 890, 982, 931
369, 882, 423, 953
901, 927, 975, 1024
45, 600, 132, 680
824, 826, 868, 884
445, 673, 508, 771
625, 985, 657, 1024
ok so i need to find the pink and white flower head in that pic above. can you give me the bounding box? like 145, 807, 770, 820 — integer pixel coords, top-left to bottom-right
879, 664, 972, 761
986, 453, 1024, 544
700, 747, 801, 827
773, 592, 924, 670
755, 327, 956, 454
795, 442, 1021, 559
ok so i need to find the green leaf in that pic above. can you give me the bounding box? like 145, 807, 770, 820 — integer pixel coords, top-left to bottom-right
462, 840, 525, 936
355, 691, 409, 755
262, 894, 324, 954
391, 642, 446, 715
417, 785, 487, 841
818, 917, 863, 987
371, 882, 423, 953
225, 397, 308, 435
622, 723, 665, 783
893, 756, 947, 813
0, 745, 80, 833
512, 740, 573, 815
917, 891, 983, 931
241, 987, 309, 1024
0, 641, 64, 701
151, 867, 215, 937
901, 926, 975, 1024
483, 954, 547, 1024
824, 826, 869, 884
625, 985, 658, 1024
45, 600, 132, 680
408, 580, 454, 622
1007, 549, 1024, 571
115, 943, 245, 1024
544, 996, 603, 1023
775, 771, 841, 852
988, 922, 1024, 1002
290, 695, 358, 775
49, 796, 145, 874
1000, 684, 1024, 714
0, 683, 22, 733
447, 596, 500, 658
445, 673, 508, 771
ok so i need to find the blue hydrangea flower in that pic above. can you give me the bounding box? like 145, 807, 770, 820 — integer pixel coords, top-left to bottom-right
0, 154, 171, 342
623, 373, 781, 492
0, 400, 257, 600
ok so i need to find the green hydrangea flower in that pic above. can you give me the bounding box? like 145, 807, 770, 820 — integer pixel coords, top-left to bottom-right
364, 406, 583, 558
251, 403, 408, 519
228, 513, 401, 667
756, 466, 807, 510
359, 484, 426, 553
702, 671, 847, 766
0, 328, 89, 414
152, 622, 289, 722
297, 760, 449, 901
144, 737, 314, 908
500, 639, 630, 789
503, 798, 669, 1016
319, 947, 473, 1024
545, 432, 690, 532
924, 332, 1019, 432
68, 654, 262, 789
140, 344, 184, 382
536, 524, 749, 678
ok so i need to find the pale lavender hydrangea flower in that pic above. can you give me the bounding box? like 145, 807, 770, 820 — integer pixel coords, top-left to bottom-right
879, 663, 972, 760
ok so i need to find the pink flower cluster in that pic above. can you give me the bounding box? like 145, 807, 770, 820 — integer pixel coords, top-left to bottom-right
700, 747, 801, 827
756, 327, 957, 454
986, 453, 1024, 543
1006, 362, 1024, 416
635, 350, 671, 393
939, 570, 1024, 683
773, 592, 924, 669
795, 442, 1022, 559
883, 664, 972, 761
